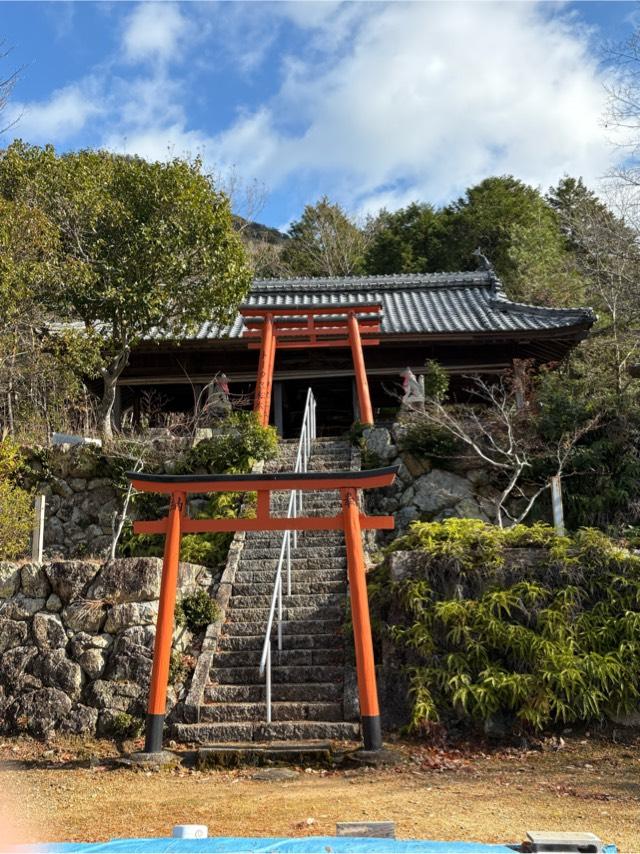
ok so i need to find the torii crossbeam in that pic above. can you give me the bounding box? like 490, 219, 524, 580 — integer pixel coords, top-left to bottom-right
241, 304, 382, 428
128, 465, 398, 754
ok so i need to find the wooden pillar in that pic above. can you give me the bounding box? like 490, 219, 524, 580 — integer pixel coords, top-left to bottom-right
341, 486, 381, 751
145, 491, 185, 753
254, 315, 274, 427
348, 313, 374, 426
273, 381, 284, 437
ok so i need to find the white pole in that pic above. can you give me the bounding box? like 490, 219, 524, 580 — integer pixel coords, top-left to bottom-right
266, 644, 272, 723
277, 575, 283, 651
550, 475, 565, 536
286, 532, 291, 596
32, 494, 45, 565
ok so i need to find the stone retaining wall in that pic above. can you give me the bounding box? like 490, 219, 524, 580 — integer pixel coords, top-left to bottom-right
362, 424, 498, 533
20, 442, 189, 559
0, 557, 216, 738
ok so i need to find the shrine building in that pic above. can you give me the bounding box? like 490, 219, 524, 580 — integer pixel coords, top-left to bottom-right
117, 268, 595, 436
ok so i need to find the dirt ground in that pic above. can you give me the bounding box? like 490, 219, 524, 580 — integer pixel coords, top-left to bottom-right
1, 734, 639, 852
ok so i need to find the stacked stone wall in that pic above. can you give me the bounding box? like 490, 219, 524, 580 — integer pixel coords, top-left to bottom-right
19, 441, 189, 559
0, 557, 215, 738
362, 425, 499, 534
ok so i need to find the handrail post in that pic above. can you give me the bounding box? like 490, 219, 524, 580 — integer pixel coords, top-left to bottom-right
266, 643, 272, 723
277, 575, 283, 651
261, 387, 316, 724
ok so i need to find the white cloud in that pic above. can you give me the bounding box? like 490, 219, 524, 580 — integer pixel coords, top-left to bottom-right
5, 82, 102, 142
3, 1, 622, 222
210, 1, 617, 212
122, 2, 191, 64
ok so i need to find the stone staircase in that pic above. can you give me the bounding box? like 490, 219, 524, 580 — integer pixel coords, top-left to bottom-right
175, 437, 361, 745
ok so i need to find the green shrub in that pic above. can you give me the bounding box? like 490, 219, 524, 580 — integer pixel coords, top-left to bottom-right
0, 442, 33, 558
375, 519, 640, 733
168, 651, 195, 685
175, 589, 220, 632
177, 412, 277, 474
107, 712, 143, 740
119, 426, 266, 567
423, 359, 449, 402
399, 420, 461, 461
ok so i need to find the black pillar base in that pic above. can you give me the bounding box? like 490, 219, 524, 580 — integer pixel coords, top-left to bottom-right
144, 713, 165, 753
362, 715, 382, 751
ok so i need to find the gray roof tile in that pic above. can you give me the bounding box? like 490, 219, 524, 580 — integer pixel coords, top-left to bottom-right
149, 271, 595, 340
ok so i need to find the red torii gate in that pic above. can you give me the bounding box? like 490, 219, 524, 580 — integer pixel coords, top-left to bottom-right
241, 304, 382, 429
128, 465, 397, 755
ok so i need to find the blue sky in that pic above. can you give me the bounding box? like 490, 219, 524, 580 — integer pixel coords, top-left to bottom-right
1, 1, 638, 229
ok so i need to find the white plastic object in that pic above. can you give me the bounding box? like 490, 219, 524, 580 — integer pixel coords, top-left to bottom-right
172, 825, 208, 839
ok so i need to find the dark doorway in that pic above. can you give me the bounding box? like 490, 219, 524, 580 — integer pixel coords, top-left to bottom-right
280, 377, 354, 438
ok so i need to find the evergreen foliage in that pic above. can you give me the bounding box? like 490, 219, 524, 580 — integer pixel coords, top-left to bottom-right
0, 141, 252, 438
374, 519, 640, 733
119, 412, 277, 568
0, 438, 32, 560
281, 196, 366, 277
175, 589, 220, 632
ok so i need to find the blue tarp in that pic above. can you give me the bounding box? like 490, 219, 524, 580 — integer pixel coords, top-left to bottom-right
19, 836, 519, 854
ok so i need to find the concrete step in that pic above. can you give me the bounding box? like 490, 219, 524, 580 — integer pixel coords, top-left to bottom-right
194, 741, 340, 768
226, 605, 342, 623
209, 664, 344, 685
217, 632, 343, 652
205, 681, 343, 703
174, 720, 360, 744
211, 647, 343, 668
199, 701, 344, 723
231, 593, 343, 609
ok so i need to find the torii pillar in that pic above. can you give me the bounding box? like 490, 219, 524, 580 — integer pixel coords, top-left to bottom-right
254, 313, 275, 427
348, 312, 374, 426
248, 306, 379, 428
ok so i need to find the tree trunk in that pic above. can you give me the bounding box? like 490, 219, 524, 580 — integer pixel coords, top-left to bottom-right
99, 347, 129, 441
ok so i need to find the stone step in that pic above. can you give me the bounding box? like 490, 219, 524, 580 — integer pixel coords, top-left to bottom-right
199, 701, 344, 723
234, 569, 346, 584
226, 606, 342, 623
205, 682, 343, 703
217, 632, 342, 652
232, 581, 346, 596
210, 664, 344, 685
231, 593, 343, 609
195, 741, 339, 768
239, 546, 346, 559
237, 557, 346, 570
211, 647, 343, 669
221, 618, 343, 636
174, 720, 360, 744
243, 532, 344, 544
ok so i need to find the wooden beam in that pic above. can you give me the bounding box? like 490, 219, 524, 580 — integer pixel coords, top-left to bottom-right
133, 513, 395, 535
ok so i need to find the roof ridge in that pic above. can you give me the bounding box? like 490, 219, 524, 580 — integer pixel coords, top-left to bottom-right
252, 271, 492, 293
492, 293, 596, 320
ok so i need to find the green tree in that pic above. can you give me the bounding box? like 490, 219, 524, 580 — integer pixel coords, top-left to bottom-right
364, 202, 448, 274
442, 176, 577, 302
0, 142, 251, 438
281, 196, 366, 276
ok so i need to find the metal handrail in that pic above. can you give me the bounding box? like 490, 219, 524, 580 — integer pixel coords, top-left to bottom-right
259, 387, 316, 723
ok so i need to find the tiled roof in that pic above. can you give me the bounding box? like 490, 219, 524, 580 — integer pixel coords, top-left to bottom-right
153, 271, 596, 341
